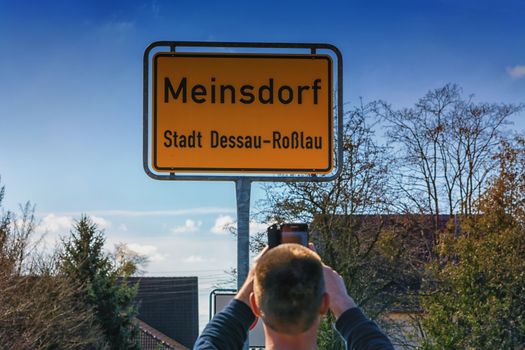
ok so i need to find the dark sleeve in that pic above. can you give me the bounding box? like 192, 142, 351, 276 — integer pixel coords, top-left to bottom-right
335, 307, 394, 350
193, 299, 256, 350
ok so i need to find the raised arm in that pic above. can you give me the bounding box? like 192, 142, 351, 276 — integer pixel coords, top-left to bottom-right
323, 264, 395, 350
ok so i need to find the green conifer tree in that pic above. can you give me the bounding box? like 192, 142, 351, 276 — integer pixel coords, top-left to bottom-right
61, 216, 140, 350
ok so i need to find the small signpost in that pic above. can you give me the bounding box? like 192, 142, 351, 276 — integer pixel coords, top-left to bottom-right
143, 41, 343, 349
210, 289, 265, 348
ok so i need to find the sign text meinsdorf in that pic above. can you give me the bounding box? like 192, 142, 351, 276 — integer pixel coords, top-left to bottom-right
152, 53, 333, 173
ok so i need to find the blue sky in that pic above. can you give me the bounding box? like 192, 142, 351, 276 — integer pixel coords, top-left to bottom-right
1, 0, 524, 328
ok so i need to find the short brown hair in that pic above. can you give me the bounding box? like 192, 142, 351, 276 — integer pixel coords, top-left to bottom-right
254, 244, 325, 334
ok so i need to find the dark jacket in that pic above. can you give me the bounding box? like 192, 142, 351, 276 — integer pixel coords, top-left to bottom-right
194, 299, 394, 349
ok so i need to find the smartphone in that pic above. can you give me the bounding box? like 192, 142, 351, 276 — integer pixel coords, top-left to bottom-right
267, 223, 308, 248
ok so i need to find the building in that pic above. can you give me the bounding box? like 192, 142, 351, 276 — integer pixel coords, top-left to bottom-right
125, 276, 199, 349
311, 214, 458, 349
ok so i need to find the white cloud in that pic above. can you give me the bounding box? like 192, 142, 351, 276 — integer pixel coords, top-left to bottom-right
172, 219, 202, 234
127, 243, 167, 262
181, 255, 217, 264
507, 65, 525, 79
36, 214, 110, 234
37, 214, 73, 234
34, 214, 111, 250
41, 207, 235, 218
106, 235, 236, 276
210, 216, 268, 235
250, 220, 268, 234
33, 214, 74, 250
127, 243, 157, 255
118, 224, 128, 232
182, 255, 207, 263
91, 216, 111, 229
211, 215, 235, 234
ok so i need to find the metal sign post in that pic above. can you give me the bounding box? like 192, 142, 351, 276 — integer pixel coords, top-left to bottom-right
235, 178, 251, 294
235, 179, 251, 350
143, 41, 343, 349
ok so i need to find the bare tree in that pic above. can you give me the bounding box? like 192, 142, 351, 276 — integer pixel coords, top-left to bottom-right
261, 103, 416, 348
0, 181, 104, 349
112, 242, 149, 276
376, 84, 523, 237
262, 101, 392, 222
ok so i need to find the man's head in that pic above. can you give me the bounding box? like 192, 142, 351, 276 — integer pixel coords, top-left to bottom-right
251, 244, 327, 334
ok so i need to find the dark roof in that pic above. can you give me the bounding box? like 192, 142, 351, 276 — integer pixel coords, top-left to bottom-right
313, 213, 455, 231
136, 318, 189, 350
312, 214, 459, 262
126, 277, 199, 349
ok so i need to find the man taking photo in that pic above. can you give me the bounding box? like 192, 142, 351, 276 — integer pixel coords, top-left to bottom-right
194, 243, 394, 350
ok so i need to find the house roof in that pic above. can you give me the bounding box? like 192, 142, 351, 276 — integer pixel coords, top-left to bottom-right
136, 318, 189, 350
124, 276, 199, 349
